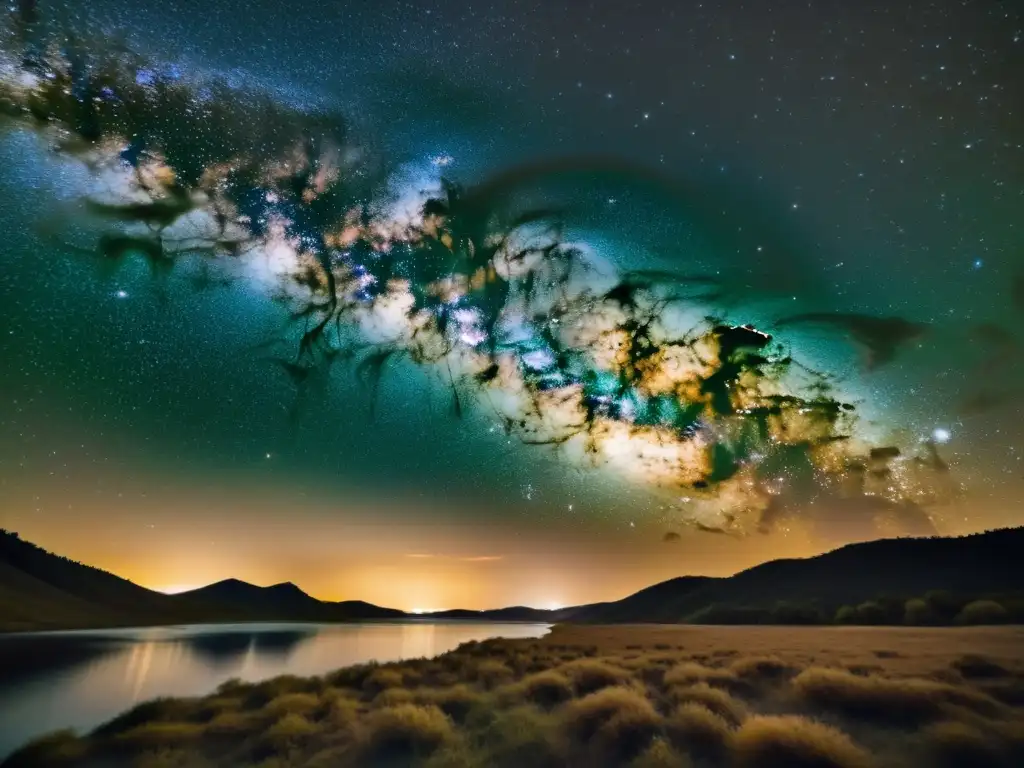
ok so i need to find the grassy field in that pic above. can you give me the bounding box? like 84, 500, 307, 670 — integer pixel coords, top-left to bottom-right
6, 624, 1024, 767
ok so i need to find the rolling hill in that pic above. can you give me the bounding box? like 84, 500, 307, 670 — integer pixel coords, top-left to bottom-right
3, 527, 1024, 632
567, 526, 1024, 623
0, 529, 402, 631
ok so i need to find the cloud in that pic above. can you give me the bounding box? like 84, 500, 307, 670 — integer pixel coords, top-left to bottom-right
774, 313, 927, 371
460, 555, 504, 562
405, 553, 435, 559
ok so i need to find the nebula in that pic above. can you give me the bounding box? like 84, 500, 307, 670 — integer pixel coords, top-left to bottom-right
0, 15, 956, 538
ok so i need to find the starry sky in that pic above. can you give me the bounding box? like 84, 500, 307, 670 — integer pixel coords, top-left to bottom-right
0, 0, 1021, 610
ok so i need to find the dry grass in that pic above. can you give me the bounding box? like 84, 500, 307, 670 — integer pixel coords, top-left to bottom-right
6, 625, 1024, 768
731, 715, 875, 768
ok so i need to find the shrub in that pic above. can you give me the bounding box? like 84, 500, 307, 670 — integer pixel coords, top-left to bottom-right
685, 604, 773, 624
664, 703, 731, 760
473, 659, 515, 688
772, 601, 826, 625
791, 667, 1004, 726
325, 661, 378, 689
950, 654, 1009, 679
561, 686, 663, 763
731, 715, 874, 768
479, 705, 563, 768
419, 684, 486, 723
373, 687, 416, 708
362, 667, 406, 695
360, 704, 454, 762
558, 659, 634, 695
924, 590, 970, 623
903, 598, 939, 625
955, 600, 1009, 625
663, 662, 740, 691
114, 721, 205, 747
263, 692, 320, 718
851, 601, 888, 625
205, 710, 265, 737
263, 712, 318, 745
629, 737, 693, 768
666, 682, 747, 725
503, 670, 575, 708
834, 605, 857, 624
919, 721, 1005, 768
94, 698, 196, 735
729, 655, 799, 681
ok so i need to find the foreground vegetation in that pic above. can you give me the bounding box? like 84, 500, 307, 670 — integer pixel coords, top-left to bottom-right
7, 625, 1024, 767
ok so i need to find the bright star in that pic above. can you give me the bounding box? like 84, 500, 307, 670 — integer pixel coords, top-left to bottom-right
932, 428, 951, 444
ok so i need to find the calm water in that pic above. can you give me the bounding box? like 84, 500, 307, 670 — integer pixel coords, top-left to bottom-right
0, 621, 549, 758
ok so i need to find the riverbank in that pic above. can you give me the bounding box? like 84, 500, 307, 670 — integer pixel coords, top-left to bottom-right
5, 624, 1023, 767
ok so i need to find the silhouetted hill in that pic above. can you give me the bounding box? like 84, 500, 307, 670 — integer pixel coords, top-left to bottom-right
0, 529, 221, 631
0, 530, 402, 631
4, 527, 1024, 631
570, 527, 1024, 623
174, 580, 405, 621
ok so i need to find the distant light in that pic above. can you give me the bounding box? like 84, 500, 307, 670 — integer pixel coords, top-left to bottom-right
932, 428, 952, 444
972, 258, 984, 269
115, 290, 128, 299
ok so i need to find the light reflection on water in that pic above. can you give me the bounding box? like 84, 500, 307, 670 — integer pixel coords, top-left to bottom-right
0, 621, 549, 758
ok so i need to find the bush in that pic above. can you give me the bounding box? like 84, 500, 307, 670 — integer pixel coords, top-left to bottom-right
663, 662, 740, 691
834, 605, 857, 624
955, 600, 1009, 625
925, 591, 970, 623
419, 684, 486, 723
685, 604, 774, 624
114, 721, 205, 747
360, 704, 454, 762
792, 667, 1004, 726
561, 687, 663, 763
479, 705, 563, 768
851, 601, 889, 625
903, 598, 939, 625
503, 670, 575, 708
263, 712, 318, 745
771, 601, 826, 625
473, 659, 514, 688
263, 692, 320, 718
557, 659, 633, 695
666, 682, 747, 725
629, 737, 692, 768
664, 703, 731, 760
731, 715, 874, 768
362, 667, 406, 695
919, 721, 1005, 768
729, 656, 799, 681
950, 654, 1009, 679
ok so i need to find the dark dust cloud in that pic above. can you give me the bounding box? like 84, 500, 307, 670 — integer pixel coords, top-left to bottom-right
0, 0, 1021, 586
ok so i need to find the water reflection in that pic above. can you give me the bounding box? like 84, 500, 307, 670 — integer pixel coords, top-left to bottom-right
0, 621, 548, 758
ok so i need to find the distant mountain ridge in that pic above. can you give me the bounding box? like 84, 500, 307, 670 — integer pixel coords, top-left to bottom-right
2, 527, 1023, 632
0, 530, 402, 632
566, 527, 1024, 624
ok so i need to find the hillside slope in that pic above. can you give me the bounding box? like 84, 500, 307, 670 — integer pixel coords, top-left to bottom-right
572, 527, 1024, 623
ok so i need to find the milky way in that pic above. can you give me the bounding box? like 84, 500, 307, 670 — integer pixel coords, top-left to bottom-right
0, 9, 974, 544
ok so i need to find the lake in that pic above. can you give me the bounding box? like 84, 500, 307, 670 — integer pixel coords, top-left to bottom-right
0, 621, 550, 759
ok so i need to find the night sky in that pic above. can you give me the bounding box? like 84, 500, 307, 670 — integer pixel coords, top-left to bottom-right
0, 0, 1021, 611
